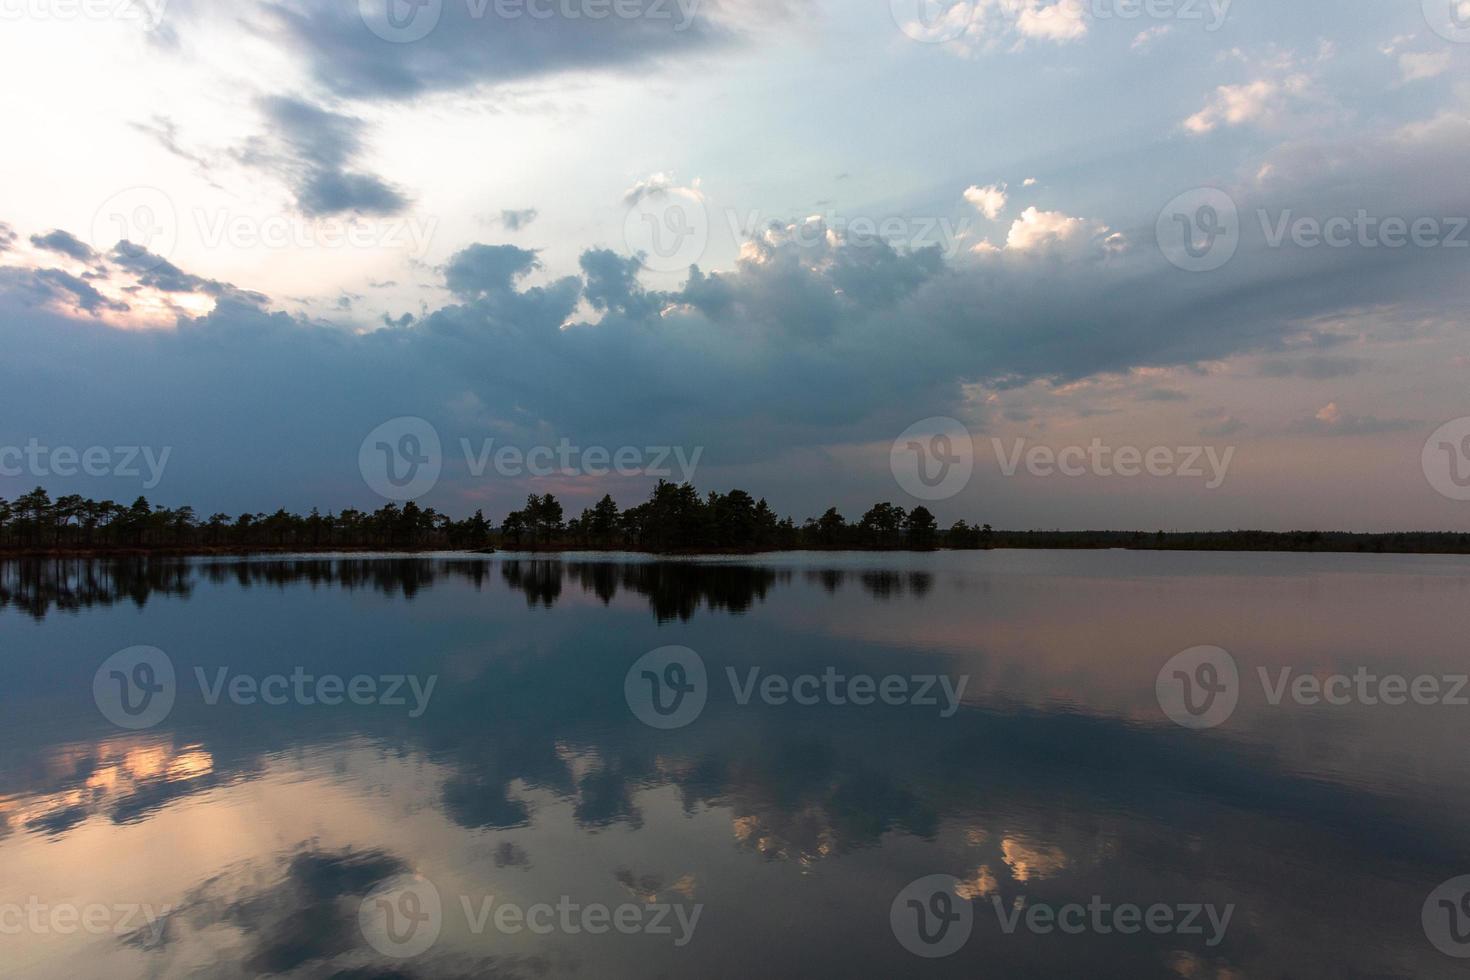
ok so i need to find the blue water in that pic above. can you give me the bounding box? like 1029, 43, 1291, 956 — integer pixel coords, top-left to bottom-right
2, 551, 1469, 978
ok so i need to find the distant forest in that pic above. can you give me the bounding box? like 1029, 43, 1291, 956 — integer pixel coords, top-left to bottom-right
3, 483, 1470, 556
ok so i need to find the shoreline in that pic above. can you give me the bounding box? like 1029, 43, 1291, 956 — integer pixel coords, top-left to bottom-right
5, 535, 1470, 560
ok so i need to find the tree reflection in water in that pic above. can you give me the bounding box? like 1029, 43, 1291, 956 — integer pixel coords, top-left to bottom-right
0, 556, 948, 622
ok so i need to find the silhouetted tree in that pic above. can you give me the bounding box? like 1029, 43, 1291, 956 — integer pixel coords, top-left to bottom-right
905, 506, 938, 550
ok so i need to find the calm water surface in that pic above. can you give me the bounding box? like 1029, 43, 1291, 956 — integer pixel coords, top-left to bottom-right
3, 550, 1470, 978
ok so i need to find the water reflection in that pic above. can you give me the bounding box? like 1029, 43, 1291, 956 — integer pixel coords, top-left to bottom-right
0, 558, 196, 619
1, 735, 236, 841
2, 554, 1469, 978
1, 557, 950, 623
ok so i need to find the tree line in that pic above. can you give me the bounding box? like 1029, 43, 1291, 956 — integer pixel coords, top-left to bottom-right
500, 482, 957, 552
0, 483, 957, 554
4, 483, 1470, 555
0, 487, 493, 552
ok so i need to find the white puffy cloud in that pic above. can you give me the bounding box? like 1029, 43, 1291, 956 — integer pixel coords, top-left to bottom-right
1183, 47, 1329, 134
1185, 79, 1285, 133
1003, 206, 1112, 254
912, 0, 1089, 54
1012, 0, 1088, 42
964, 183, 1009, 220
1006, 206, 1087, 249
623, 172, 679, 205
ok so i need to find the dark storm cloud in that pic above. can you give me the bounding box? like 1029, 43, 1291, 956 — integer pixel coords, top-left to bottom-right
108, 241, 269, 305
239, 96, 409, 217
580, 247, 656, 317
256, 96, 363, 170
29, 229, 100, 262
296, 166, 408, 216
271, 0, 734, 100
110, 240, 213, 290
0, 111, 1467, 516
444, 243, 541, 298
1, 222, 1448, 472
30, 268, 129, 314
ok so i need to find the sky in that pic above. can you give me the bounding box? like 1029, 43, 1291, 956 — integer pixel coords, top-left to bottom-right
1, 0, 1469, 531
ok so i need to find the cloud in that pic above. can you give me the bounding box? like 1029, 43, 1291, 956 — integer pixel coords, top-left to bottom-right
964, 183, 1008, 220
1185, 79, 1285, 134
109, 241, 264, 303
1, 102, 1468, 514
1012, 0, 1087, 42
1002, 206, 1116, 255
29, 229, 100, 263
908, 0, 1089, 53
623, 172, 679, 205
498, 208, 540, 231
297, 169, 408, 217
1380, 33, 1454, 82
1291, 402, 1418, 436
29, 268, 130, 315
581, 248, 658, 317
0, 222, 15, 252
0, 215, 1423, 502
1399, 50, 1451, 82
443, 243, 542, 299
238, 97, 409, 217
131, 114, 216, 176
1183, 47, 1327, 135
268, 0, 756, 101
1131, 25, 1171, 50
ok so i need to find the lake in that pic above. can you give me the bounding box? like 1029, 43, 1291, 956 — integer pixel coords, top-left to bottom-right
3, 550, 1470, 978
